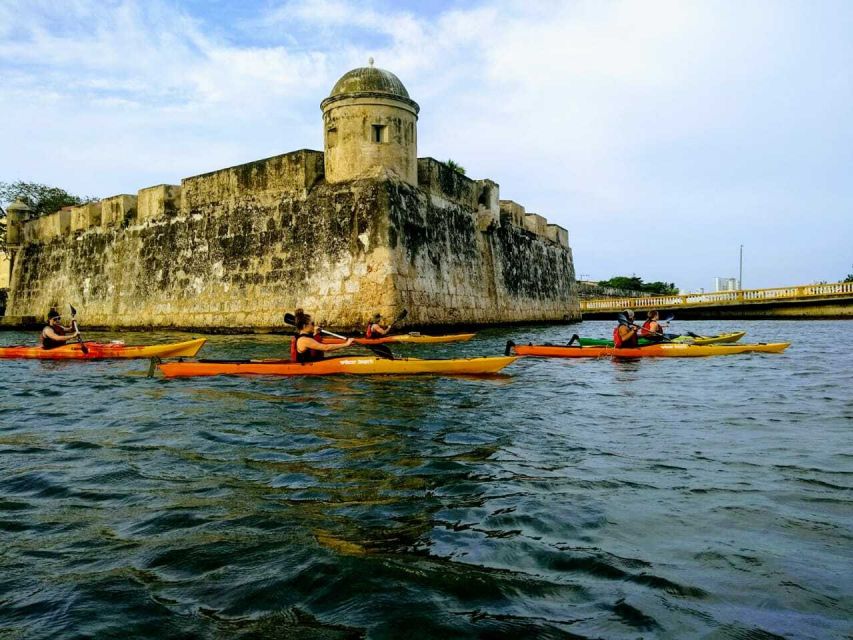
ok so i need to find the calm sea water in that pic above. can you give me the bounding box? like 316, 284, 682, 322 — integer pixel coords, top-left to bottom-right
0, 320, 850, 639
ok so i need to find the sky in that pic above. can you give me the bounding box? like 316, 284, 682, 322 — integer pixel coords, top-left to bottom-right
1, 0, 851, 293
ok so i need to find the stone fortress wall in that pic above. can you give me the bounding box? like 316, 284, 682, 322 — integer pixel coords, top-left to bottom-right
5, 63, 578, 330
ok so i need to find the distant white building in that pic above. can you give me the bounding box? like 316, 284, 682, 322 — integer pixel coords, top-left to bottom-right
715, 277, 739, 291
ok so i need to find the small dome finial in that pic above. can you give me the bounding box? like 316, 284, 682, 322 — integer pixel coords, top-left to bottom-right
368, 56, 374, 67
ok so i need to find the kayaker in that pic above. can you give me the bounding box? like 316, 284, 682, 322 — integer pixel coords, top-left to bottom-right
365, 313, 392, 338
639, 310, 664, 343
613, 309, 639, 348
290, 309, 353, 363
40, 308, 79, 350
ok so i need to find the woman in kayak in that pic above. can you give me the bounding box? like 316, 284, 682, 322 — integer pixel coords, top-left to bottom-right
291, 309, 353, 363
365, 313, 393, 338
613, 309, 639, 348
639, 310, 664, 343
40, 308, 79, 350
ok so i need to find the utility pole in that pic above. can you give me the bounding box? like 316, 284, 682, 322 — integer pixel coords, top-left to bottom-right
739, 244, 743, 290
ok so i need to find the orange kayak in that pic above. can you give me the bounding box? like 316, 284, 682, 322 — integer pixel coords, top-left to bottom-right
158, 355, 518, 378
323, 332, 475, 345
509, 341, 789, 358
0, 338, 207, 360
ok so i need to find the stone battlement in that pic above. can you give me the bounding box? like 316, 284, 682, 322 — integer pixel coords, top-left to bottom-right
16, 151, 567, 249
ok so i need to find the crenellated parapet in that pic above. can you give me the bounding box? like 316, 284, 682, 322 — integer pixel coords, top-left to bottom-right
415, 159, 568, 248
181, 150, 325, 211
137, 185, 182, 222
101, 195, 137, 228
497, 200, 568, 248
21, 208, 71, 243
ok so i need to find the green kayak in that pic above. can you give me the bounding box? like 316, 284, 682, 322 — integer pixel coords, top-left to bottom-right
577, 331, 746, 347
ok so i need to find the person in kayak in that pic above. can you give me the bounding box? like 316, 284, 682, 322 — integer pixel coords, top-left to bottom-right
639, 310, 664, 343
365, 313, 394, 338
290, 308, 353, 363
40, 308, 79, 350
613, 309, 639, 348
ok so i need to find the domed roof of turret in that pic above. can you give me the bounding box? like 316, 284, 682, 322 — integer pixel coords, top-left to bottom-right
322, 60, 419, 113
329, 64, 410, 99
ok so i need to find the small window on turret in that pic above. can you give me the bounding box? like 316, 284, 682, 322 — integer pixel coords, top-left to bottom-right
371, 124, 386, 143
327, 127, 337, 146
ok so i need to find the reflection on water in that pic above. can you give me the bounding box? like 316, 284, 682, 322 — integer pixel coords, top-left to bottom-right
0, 321, 850, 638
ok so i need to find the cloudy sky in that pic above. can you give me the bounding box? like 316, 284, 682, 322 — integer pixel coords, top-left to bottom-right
1, 0, 851, 292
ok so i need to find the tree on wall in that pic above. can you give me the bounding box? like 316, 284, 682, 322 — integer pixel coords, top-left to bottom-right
0, 181, 96, 218
446, 159, 466, 175
0, 181, 97, 254
845, 266, 853, 283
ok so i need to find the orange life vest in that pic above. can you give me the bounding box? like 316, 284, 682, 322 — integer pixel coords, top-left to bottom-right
613, 325, 638, 348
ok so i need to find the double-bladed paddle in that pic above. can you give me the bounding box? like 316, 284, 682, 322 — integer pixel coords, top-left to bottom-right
69, 304, 88, 355
283, 313, 395, 360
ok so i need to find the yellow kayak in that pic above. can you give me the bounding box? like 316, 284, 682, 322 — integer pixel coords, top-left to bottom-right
0, 338, 207, 360
324, 332, 476, 345
511, 342, 789, 358
158, 355, 518, 378
670, 331, 747, 345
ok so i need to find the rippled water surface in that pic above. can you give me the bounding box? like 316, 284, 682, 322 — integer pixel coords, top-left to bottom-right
1, 320, 851, 639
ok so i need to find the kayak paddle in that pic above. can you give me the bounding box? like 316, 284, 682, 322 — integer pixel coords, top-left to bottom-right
69, 304, 88, 355
283, 313, 395, 360
616, 312, 673, 343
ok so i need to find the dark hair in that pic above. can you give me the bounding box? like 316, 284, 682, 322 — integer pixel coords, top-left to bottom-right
294, 308, 313, 330
48, 308, 61, 320
371, 313, 382, 323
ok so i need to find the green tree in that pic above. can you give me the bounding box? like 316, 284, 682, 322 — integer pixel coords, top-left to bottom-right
597, 275, 678, 294
844, 266, 853, 282
446, 159, 466, 175
0, 181, 95, 218
1, 181, 96, 251
643, 281, 679, 295
598, 276, 644, 291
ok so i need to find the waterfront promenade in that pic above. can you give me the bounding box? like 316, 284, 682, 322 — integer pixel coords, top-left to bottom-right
581, 282, 853, 319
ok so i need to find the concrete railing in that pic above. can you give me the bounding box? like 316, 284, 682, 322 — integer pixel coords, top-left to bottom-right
580, 282, 853, 312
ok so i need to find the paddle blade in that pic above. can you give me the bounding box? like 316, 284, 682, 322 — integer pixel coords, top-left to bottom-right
366, 343, 394, 360
394, 309, 408, 324
283, 313, 296, 326
70, 304, 78, 317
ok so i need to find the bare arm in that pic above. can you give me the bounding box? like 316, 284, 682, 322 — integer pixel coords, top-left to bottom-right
298, 336, 353, 352
618, 325, 638, 340
371, 323, 390, 336
43, 327, 79, 342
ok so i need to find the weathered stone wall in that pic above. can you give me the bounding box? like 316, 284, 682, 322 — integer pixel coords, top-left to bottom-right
7, 151, 394, 329
6, 152, 578, 329
386, 174, 577, 324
